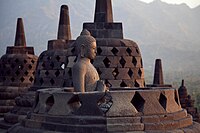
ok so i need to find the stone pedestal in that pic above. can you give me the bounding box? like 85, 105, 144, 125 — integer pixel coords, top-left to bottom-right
7, 88, 200, 133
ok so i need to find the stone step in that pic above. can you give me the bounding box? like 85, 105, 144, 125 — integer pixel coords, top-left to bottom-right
107, 123, 144, 132
0, 118, 13, 129
0, 100, 15, 106
144, 114, 193, 131
0, 106, 14, 114
31, 114, 106, 125
107, 116, 141, 124
23, 119, 106, 132
142, 109, 187, 123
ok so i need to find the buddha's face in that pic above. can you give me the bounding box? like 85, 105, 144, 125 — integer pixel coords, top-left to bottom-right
84, 41, 97, 60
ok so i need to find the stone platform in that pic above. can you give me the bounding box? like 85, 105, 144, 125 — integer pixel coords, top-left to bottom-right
7, 87, 200, 133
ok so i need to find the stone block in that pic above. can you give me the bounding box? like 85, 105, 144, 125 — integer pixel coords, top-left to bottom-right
106, 90, 138, 117
74, 92, 105, 116
137, 90, 166, 115
107, 80, 122, 88
116, 68, 130, 80
161, 89, 182, 113
96, 39, 108, 47
66, 56, 76, 67
83, 23, 95, 30
93, 56, 106, 68
99, 68, 115, 80
48, 92, 74, 115
107, 116, 141, 124
107, 123, 144, 132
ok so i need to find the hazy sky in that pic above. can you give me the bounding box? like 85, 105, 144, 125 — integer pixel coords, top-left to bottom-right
139, 0, 200, 8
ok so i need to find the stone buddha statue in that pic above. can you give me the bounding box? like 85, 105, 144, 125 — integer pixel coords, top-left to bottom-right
72, 29, 106, 92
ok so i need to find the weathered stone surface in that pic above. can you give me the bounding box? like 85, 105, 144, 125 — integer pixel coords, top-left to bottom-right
74, 92, 105, 116
106, 90, 138, 117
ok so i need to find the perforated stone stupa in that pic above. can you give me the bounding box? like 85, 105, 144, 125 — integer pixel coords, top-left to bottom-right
0, 18, 38, 116
32, 5, 75, 89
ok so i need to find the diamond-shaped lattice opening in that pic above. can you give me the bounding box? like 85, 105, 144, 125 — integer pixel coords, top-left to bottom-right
3, 77, 6, 81
42, 63, 46, 67
29, 77, 34, 82
141, 59, 143, 67
40, 78, 44, 85
119, 57, 126, 68
47, 56, 52, 60
6, 70, 11, 75
74, 57, 77, 62
71, 47, 75, 53
46, 95, 54, 112
50, 79, 55, 85
24, 60, 27, 64
159, 93, 167, 110
174, 90, 180, 105
45, 71, 49, 76
136, 48, 140, 54
68, 68, 72, 77
61, 63, 65, 69
31, 59, 35, 64
32, 71, 35, 75
128, 69, 133, 78
105, 80, 112, 87
20, 77, 25, 82
15, 70, 20, 76
55, 70, 60, 77
103, 57, 111, 68
126, 48, 132, 56
98, 92, 113, 114
132, 57, 137, 66
11, 77, 15, 82
97, 47, 102, 55
28, 65, 32, 69
138, 69, 142, 77
50, 62, 54, 68
120, 81, 127, 87
97, 68, 102, 75
24, 71, 29, 76
15, 59, 19, 63
131, 92, 145, 112
91, 59, 94, 64
111, 47, 119, 56
112, 68, 119, 79
135, 81, 140, 87
56, 56, 61, 62
11, 64, 15, 69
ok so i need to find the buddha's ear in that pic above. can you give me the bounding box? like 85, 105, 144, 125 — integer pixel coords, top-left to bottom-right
80, 44, 85, 58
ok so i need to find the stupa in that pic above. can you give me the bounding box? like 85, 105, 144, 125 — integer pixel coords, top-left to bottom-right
178, 80, 200, 122
7, 0, 200, 133
0, 5, 74, 129
0, 18, 38, 116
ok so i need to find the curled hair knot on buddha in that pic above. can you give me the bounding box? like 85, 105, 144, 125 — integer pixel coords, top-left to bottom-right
75, 29, 96, 57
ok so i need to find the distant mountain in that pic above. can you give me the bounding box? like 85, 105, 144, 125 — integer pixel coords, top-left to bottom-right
0, 0, 200, 80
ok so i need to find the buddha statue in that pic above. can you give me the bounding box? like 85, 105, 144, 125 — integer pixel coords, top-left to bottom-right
72, 29, 106, 92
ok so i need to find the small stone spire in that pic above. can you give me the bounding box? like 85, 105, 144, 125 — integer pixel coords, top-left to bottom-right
94, 0, 113, 23
57, 5, 72, 40
14, 18, 26, 47
181, 79, 184, 87
153, 59, 164, 85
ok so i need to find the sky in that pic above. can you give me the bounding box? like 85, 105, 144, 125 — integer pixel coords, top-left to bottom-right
139, 0, 200, 8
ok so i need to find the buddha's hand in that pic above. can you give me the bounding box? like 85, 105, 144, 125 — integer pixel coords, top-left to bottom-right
96, 80, 106, 92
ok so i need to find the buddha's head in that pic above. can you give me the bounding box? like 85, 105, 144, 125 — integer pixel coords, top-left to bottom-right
75, 29, 97, 60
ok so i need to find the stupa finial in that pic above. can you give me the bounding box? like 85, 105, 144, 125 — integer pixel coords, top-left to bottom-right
57, 5, 71, 40
94, 0, 113, 22
14, 18, 26, 47
153, 59, 164, 85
